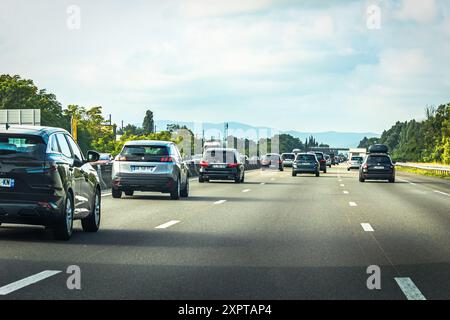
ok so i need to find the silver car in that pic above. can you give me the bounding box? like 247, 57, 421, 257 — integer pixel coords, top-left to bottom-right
111, 140, 189, 199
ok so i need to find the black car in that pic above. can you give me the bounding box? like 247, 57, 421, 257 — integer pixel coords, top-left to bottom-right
261, 153, 283, 171
0, 126, 101, 240
199, 148, 245, 183
310, 152, 327, 173
359, 153, 395, 183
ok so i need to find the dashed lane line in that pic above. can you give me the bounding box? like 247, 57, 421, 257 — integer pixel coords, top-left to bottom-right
349, 201, 358, 207
361, 223, 374, 232
433, 190, 450, 196
214, 200, 227, 205
242, 189, 251, 193
155, 220, 180, 229
395, 277, 426, 300
0, 270, 62, 296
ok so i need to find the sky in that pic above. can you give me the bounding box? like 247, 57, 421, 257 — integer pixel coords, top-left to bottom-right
0, 0, 449, 133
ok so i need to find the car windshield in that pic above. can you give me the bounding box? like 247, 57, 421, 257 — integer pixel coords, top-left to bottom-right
367, 156, 391, 165
297, 154, 316, 162
314, 153, 324, 160
281, 154, 295, 160
204, 150, 236, 163
0, 134, 46, 160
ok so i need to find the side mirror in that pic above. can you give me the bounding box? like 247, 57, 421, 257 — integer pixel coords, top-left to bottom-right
87, 150, 101, 163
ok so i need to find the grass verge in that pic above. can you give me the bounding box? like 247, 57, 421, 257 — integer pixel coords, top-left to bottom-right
396, 166, 450, 180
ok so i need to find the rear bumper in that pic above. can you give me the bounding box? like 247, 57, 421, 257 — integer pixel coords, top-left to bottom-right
0, 198, 64, 226
199, 168, 239, 180
112, 173, 176, 192
293, 167, 317, 173
362, 172, 394, 180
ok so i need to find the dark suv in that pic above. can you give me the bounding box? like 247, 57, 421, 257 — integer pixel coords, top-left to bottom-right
199, 148, 245, 183
359, 153, 395, 183
310, 152, 327, 173
0, 126, 101, 240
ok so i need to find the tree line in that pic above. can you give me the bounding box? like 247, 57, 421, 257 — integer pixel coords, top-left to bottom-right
358, 103, 450, 164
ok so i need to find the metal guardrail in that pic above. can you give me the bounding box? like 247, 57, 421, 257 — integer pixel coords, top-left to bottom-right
396, 162, 450, 176
93, 162, 262, 190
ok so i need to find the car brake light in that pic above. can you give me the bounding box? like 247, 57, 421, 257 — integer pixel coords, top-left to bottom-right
363, 164, 368, 169
277, 160, 282, 164
200, 161, 209, 167
228, 163, 239, 168
160, 156, 173, 162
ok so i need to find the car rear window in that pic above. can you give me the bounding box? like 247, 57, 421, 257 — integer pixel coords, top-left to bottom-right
262, 155, 280, 161
367, 156, 391, 165
314, 153, 324, 160
0, 134, 46, 160
296, 154, 316, 162
281, 154, 295, 160
351, 156, 363, 161
120, 145, 169, 162
204, 150, 237, 163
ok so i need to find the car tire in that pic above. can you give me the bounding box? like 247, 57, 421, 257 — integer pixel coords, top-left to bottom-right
389, 177, 395, 183
124, 190, 134, 196
170, 178, 181, 200
359, 177, 365, 182
53, 194, 74, 241
241, 172, 245, 183
234, 175, 241, 183
112, 188, 122, 199
323, 169, 327, 173
347, 168, 350, 171
316, 171, 320, 177
199, 176, 204, 183
81, 189, 101, 233
180, 179, 189, 197
292, 171, 297, 177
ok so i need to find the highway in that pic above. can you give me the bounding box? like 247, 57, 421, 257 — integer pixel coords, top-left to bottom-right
0, 166, 449, 300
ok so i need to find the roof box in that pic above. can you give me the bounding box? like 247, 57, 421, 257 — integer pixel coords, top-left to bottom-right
368, 144, 389, 154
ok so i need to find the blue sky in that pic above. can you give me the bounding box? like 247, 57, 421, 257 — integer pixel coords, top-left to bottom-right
1, 0, 449, 133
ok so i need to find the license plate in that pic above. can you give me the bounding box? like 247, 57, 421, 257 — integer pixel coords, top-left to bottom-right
300, 163, 311, 166
0, 178, 14, 188
213, 164, 226, 168
373, 166, 384, 170
131, 166, 155, 172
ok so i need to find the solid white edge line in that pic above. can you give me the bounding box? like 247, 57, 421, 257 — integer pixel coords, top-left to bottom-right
0, 270, 62, 295
360, 223, 374, 232
155, 220, 180, 229
101, 193, 112, 197
395, 277, 426, 300
214, 200, 227, 205
349, 201, 357, 207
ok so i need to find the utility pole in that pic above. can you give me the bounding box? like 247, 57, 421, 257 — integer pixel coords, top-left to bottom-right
224, 122, 229, 148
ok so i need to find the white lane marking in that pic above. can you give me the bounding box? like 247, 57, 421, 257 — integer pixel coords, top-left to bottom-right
214, 200, 227, 205
242, 189, 251, 193
0, 270, 62, 296
343, 190, 349, 194
433, 190, 450, 196
349, 201, 358, 207
155, 220, 180, 229
395, 277, 426, 300
271, 178, 275, 181
361, 223, 374, 232
398, 178, 417, 186
101, 193, 112, 197
340, 184, 345, 187
260, 183, 266, 185
338, 179, 342, 182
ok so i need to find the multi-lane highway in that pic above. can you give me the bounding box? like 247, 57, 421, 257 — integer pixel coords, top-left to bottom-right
0, 166, 449, 299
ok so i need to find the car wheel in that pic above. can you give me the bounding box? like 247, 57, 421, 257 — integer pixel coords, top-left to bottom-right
112, 188, 122, 199
241, 172, 245, 183
81, 189, 101, 232
180, 179, 189, 197
124, 190, 134, 196
323, 169, 327, 173
316, 171, 320, 177
359, 177, 365, 182
234, 175, 241, 183
347, 168, 350, 171
199, 176, 204, 183
389, 177, 395, 183
53, 194, 74, 240
292, 171, 297, 177
170, 178, 181, 200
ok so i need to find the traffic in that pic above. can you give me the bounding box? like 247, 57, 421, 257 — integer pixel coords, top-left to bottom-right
0, 125, 395, 241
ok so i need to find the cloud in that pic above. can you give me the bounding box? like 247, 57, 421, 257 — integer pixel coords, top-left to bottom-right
395, 0, 439, 23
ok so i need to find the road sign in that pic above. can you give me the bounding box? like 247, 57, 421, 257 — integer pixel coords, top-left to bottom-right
0, 109, 41, 126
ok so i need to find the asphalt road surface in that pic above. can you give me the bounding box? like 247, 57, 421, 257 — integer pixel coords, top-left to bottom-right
0, 166, 449, 300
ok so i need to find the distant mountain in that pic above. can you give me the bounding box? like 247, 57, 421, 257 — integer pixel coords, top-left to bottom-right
153, 120, 380, 148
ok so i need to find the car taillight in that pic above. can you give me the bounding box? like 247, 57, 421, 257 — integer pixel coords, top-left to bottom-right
363, 164, 368, 169
320, 159, 326, 163
118, 156, 127, 161
277, 160, 282, 164
160, 156, 173, 162
228, 163, 239, 168
200, 161, 209, 167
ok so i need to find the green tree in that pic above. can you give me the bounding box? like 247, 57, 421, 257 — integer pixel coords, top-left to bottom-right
142, 110, 154, 134
0, 74, 66, 128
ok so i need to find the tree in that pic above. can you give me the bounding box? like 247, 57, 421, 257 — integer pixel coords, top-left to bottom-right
0, 74, 67, 128
358, 137, 380, 149
142, 110, 154, 134
278, 134, 304, 153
